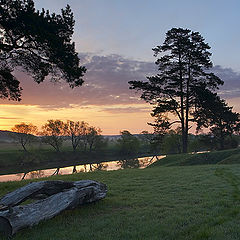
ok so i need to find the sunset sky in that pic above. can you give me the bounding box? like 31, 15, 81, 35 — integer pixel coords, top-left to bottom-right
0, 0, 240, 134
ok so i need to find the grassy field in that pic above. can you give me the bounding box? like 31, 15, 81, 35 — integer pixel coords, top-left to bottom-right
1, 149, 240, 239
150, 148, 240, 167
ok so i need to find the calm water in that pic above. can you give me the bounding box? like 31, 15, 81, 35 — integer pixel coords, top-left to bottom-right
0, 155, 165, 182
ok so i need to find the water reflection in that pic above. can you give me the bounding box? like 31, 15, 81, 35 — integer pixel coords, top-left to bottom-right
117, 158, 140, 169
0, 155, 164, 182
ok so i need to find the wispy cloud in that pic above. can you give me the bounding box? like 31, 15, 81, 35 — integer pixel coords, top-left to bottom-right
0, 54, 156, 109
0, 117, 21, 120
213, 65, 240, 98
100, 106, 151, 114
0, 55, 239, 111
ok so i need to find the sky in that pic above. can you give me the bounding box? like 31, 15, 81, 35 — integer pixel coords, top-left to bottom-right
0, 0, 240, 134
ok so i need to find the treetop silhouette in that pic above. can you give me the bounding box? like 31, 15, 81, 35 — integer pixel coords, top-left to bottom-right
129, 28, 224, 153
0, 0, 86, 101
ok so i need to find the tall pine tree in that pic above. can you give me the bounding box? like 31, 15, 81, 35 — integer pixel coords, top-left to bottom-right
129, 28, 223, 153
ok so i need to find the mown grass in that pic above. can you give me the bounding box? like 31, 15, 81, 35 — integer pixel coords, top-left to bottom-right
1, 162, 240, 239
150, 148, 240, 167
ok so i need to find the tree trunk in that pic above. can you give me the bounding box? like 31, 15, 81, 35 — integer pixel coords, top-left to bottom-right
22, 143, 28, 152
52, 168, 60, 176
21, 173, 27, 180
219, 130, 224, 150
0, 180, 107, 236
182, 130, 188, 153
72, 165, 77, 173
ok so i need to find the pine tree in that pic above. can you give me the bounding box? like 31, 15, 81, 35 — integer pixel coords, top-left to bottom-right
129, 28, 223, 153
0, 0, 86, 101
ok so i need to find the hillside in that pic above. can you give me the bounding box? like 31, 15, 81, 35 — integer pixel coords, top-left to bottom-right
149, 148, 240, 167
0, 130, 16, 143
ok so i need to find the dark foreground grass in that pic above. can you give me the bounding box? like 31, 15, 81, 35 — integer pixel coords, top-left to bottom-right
150, 148, 240, 167
1, 164, 240, 239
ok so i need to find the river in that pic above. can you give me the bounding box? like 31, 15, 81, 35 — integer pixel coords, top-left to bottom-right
0, 155, 165, 182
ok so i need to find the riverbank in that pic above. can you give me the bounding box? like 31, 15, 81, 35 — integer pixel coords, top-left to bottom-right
0, 146, 156, 175
1, 163, 240, 239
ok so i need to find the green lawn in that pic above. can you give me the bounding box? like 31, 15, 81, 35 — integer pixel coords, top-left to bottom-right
1, 160, 240, 239
150, 148, 240, 167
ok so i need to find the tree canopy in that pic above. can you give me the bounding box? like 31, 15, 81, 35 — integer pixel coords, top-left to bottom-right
11, 122, 37, 151
0, 0, 86, 101
41, 119, 67, 152
129, 28, 224, 153
194, 88, 239, 149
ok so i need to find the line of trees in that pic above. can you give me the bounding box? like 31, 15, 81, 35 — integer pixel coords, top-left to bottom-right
9, 120, 240, 163
11, 120, 105, 153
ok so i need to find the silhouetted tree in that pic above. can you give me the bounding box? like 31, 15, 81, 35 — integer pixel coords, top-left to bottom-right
129, 28, 223, 153
85, 126, 103, 152
117, 130, 140, 157
41, 119, 67, 152
149, 115, 171, 154
66, 120, 88, 151
11, 122, 38, 152
162, 128, 182, 154
194, 89, 239, 150
0, 0, 86, 101
138, 130, 153, 153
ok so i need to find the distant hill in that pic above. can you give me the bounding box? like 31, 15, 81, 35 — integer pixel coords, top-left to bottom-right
0, 131, 139, 143
0, 130, 16, 143
103, 135, 121, 141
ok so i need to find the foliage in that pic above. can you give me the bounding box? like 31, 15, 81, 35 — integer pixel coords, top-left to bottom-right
41, 119, 67, 152
187, 135, 205, 153
194, 89, 240, 150
92, 135, 108, 151
162, 128, 182, 154
117, 158, 140, 169
85, 126, 103, 152
66, 120, 88, 151
0, 0, 86, 101
199, 133, 239, 151
117, 130, 140, 157
11, 122, 38, 152
129, 28, 223, 153
148, 115, 171, 154
138, 130, 153, 153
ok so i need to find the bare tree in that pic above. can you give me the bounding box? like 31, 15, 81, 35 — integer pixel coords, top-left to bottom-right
66, 120, 88, 151
11, 123, 38, 152
41, 120, 67, 152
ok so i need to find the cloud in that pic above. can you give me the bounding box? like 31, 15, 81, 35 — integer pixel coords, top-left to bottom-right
213, 65, 240, 98
0, 117, 21, 120
100, 106, 151, 114
0, 54, 239, 111
0, 54, 156, 109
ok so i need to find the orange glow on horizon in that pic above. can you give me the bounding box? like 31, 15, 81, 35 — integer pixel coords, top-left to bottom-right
1, 97, 239, 135
0, 103, 153, 135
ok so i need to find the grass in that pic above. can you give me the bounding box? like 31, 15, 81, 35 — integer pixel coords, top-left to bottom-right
1, 161, 240, 239
150, 148, 240, 167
